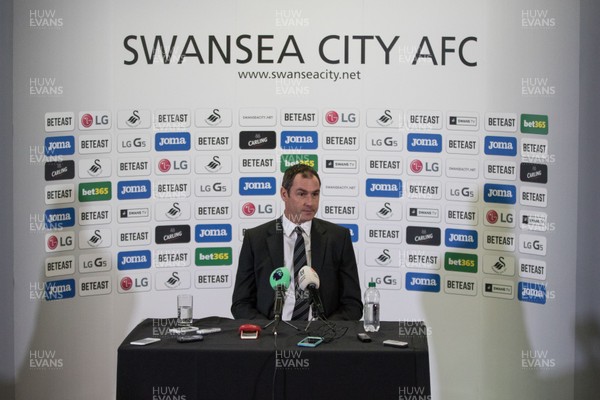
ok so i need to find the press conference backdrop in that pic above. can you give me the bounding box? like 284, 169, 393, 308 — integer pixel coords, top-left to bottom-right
13, 1, 579, 399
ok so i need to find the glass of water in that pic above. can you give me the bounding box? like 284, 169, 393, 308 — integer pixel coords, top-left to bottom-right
177, 294, 193, 327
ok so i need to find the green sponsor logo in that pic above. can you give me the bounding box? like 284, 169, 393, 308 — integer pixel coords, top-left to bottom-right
520, 114, 548, 135
444, 252, 478, 273
280, 154, 318, 172
195, 247, 232, 266
78, 182, 111, 202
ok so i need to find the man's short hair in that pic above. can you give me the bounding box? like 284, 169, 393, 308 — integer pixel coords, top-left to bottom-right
281, 164, 321, 192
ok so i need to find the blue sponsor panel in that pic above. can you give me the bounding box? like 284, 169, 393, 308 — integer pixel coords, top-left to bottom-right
407, 133, 443, 153
366, 178, 402, 198
281, 131, 318, 150
117, 180, 152, 200
484, 136, 517, 156
118, 250, 152, 270
483, 183, 516, 204
339, 224, 359, 243
445, 228, 478, 249
44, 278, 76, 301
155, 132, 191, 151
405, 272, 440, 293
518, 282, 546, 304
44, 207, 75, 229
44, 136, 75, 156
195, 224, 232, 243
239, 177, 277, 196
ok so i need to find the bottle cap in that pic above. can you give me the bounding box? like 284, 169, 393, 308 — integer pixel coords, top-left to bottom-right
368, 282, 376, 288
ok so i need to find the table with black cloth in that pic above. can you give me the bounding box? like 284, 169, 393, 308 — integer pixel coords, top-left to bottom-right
117, 317, 430, 400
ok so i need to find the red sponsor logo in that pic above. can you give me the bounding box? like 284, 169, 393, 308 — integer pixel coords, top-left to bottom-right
325, 111, 339, 125
81, 113, 93, 128
410, 159, 423, 173
120, 276, 133, 291
158, 159, 171, 172
242, 202, 256, 216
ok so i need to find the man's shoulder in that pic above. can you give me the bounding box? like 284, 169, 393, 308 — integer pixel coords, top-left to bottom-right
244, 219, 279, 237
313, 218, 350, 236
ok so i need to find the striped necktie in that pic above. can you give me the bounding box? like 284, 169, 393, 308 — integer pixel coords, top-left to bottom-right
291, 226, 309, 320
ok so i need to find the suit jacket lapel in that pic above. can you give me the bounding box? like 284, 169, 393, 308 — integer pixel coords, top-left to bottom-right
310, 219, 327, 275
266, 218, 284, 269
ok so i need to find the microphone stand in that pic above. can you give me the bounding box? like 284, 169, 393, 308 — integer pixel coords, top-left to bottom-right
264, 286, 299, 333
304, 303, 334, 332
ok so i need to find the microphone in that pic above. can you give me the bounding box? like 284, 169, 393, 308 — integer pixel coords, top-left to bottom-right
269, 267, 291, 321
297, 266, 325, 318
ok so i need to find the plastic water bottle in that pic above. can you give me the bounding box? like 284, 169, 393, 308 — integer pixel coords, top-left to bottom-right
363, 282, 380, 332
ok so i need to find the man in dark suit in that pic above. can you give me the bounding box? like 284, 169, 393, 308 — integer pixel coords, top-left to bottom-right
231, 164, 363, 320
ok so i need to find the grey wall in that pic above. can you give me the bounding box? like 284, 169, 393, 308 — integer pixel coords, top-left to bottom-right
576, 1, 600, 399
1, 1, 14, 399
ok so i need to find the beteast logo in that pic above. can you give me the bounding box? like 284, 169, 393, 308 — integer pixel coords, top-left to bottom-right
118, 250, 152, 270
405, 272, 440, 292
44, 136, 74, 156
518, 282, 546, 304
445, 228, 478, 249
117, 180, 151, 200
281, 131, 318, 150
484, 183, 516, 204
366, 179, 402, 198
405, 226, 441, 246
239, 177, 276, 196
444, 252, 478, 273
484, 136, 517, 156
45, 161, 75, 181
520, 163, 548, 184
44, 278, 76, 301
154, 132, 191, 151
195, 247, 232, 266
239, 131, 277, 149
195, 224, 232, 243
78, 182, 112, 202
44, 208, 75, 229
407, 133, 442, 153
155, 225, 191, 244
520, 114, 548, 135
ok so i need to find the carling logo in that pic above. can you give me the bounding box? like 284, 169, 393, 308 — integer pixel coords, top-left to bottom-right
239, 177, 276, 196
518, 282, 546, 304
44, 278, 75, 301
445, 228, 478, 249
44, 136, 74, 156
281, 131, 318, 149
366, 179, 402, 198
155, 225, 191, 244
44, 207, 75, 229
484, 136, 517, 156
45, 161, 75, 181
405, 272, 440, 293
117, 180, 151, 200
195, 224, 232, 243
407, 133, 442, 153
405, 226, 441, 246
520, 163, 548, 184
239, 131, 277, 149
484, 183, 516, 204
155, 132, 191, 151
118, 250, 152, 270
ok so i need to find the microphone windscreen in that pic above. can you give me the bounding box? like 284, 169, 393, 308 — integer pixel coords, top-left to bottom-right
298, 266, 320, 290
269, 267, 291, 290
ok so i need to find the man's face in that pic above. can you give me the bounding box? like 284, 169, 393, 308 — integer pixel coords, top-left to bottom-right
281, 174, 320, 224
